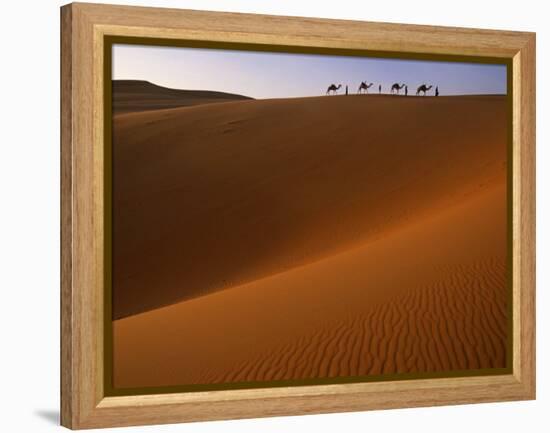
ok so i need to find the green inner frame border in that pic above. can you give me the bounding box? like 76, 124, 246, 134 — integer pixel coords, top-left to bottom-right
103, 35, 514, 397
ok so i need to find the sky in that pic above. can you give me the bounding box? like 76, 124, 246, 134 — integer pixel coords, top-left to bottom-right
113, 44, 507, 99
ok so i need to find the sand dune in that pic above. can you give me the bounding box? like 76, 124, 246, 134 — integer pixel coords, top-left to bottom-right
112, 80, 252, 114
113, 180, 507, 388
113, 94, 507, 319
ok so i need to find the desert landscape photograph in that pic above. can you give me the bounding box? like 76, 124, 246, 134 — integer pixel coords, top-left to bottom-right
109, 43, 510, 391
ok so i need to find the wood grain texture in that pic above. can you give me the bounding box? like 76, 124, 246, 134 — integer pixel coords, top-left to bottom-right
60, 2, 536, 429
60, 4, 73, 429
513, 33, 536, 396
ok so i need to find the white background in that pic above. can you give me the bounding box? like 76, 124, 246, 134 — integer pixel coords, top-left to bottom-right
0, 0, 546, 431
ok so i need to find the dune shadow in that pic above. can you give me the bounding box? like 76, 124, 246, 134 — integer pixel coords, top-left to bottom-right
34, 409, 59, 425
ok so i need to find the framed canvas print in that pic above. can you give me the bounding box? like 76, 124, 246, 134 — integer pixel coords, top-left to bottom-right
60, 3, 536, 429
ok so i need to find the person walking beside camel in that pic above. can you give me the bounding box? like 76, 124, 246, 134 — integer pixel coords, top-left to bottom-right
435, 86, 439, 97
405, 85, 408, 96
379, 84, 382, 94
391, 83, 405, 95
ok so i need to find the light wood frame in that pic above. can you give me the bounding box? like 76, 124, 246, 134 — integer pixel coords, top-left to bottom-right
61, 2, 536, 429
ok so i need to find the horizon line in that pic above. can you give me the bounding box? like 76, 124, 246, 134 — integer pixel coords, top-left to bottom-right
112, 79, 507, 99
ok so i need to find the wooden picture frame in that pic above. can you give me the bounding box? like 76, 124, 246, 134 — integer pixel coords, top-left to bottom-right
61, 2, 536, 429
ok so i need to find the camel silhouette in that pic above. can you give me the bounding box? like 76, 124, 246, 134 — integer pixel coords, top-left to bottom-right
416, 84, 433, 96
326, 84, 342, 95
391, 83, 406, 95
358, 81, 374, 94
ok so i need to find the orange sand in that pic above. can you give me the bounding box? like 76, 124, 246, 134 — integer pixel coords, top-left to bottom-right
111, 94, 508, 388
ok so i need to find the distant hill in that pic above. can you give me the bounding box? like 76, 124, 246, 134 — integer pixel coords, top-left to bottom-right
112, 80, 253, 114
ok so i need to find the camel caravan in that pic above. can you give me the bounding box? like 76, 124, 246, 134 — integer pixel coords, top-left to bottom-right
326, 82, 439, 97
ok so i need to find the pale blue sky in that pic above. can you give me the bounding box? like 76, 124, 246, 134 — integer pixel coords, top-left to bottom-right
113, 44, 507, 99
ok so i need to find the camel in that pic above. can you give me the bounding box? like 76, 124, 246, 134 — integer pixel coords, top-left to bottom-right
391, 83, 406, 94
416, 84, 433, 96
326, 84, 342, 95
358, 81, 374, 94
